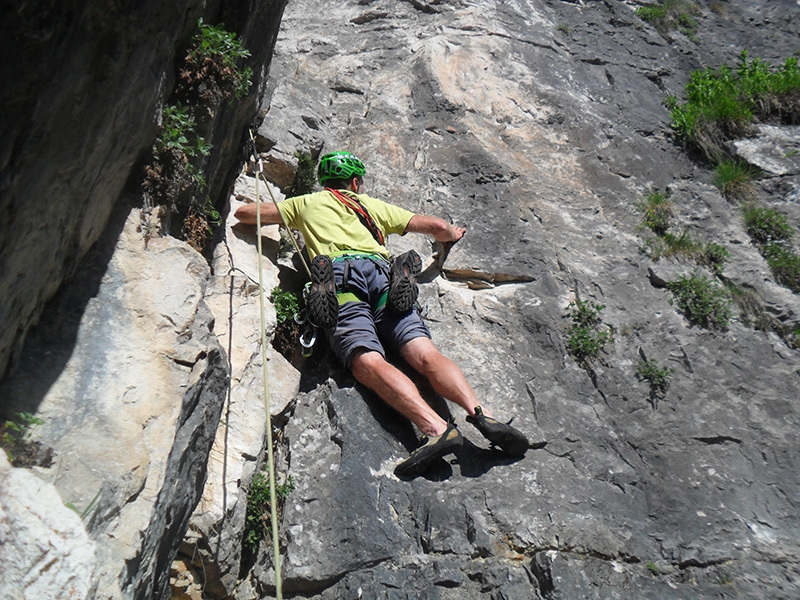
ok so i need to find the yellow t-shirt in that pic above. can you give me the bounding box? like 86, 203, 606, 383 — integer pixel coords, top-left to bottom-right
277, 190, 414, 259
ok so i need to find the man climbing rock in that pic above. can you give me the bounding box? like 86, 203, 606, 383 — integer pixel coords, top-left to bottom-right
234, 151, 528, 477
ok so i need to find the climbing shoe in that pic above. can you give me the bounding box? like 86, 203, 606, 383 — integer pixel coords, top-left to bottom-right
394, 422, 463, 478
306, 254, 338, 329
387, 249, 422, 313
466, 406, 529, 456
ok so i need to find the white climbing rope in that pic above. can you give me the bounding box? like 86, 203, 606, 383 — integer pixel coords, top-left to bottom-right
251, 131, 284, 599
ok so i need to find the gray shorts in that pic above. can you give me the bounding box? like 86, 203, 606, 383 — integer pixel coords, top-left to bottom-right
328, 255, 431, 369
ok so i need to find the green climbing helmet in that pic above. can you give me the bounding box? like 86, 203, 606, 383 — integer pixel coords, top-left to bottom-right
317, 151, 365, 185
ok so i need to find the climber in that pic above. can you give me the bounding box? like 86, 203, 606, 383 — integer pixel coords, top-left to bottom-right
234, 151, 528, 477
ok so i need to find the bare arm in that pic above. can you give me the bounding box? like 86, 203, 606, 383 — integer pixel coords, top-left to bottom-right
404, 215, 466, 243
233, 202, 283, 225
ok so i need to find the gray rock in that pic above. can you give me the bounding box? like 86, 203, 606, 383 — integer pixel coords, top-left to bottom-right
3, 0, 800, 599
0, 453, 99, 600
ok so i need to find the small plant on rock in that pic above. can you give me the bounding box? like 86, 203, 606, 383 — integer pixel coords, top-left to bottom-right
285, 151, 318, 197
1, 412, 51, 467
699, 242, 731, 275
763, 244, 800, 293
644, 229, 703, 262
637, 189, 673, 236
635, 0, 699, 39
244, 468, 295, 552
270, 286, 303, 358
646, 561, 661, 575
743, 205, 794, 245
637, 359, 673, 395
184, 18, 253, 103
667, 271, 731, 329
270, 287, 302, 324
566, 300, 613, 362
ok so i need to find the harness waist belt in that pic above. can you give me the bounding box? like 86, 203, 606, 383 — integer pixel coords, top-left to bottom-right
337, 289, 388, 310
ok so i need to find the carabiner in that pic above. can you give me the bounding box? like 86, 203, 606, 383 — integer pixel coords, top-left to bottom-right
299, 323, 317, 357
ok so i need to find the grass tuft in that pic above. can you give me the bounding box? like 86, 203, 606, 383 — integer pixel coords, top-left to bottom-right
713, 159, 759, 201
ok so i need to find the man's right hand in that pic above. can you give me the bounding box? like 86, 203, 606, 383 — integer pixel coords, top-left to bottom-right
406, 215, 466, 243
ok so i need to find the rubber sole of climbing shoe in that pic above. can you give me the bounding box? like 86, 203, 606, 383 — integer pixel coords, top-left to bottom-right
394, 423, 463, 478
387, 249, 422, 313
307, 255, 338, 329
466, 407, 529, 457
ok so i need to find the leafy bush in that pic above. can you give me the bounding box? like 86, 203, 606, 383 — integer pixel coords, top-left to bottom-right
636, 359, 673, 393
244, 469, 295, 552
154, 104, 211, 161
285, 151, 318, 197
270, 287, 302, 323
1, 412, 48, 467
566, 300, 613, 361
743, 205, 794, 245
713, 158, 759, 201
667, 51, 800, 163
188, 19, 252, 99
667, 271, 731, 329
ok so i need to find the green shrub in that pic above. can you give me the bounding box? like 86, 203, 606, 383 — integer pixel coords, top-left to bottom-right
1, 412, 43, 447
668, 51, 800, 163
154, 104, 211, 161
1, 412, 45, 465
566, 300, 613, 361
244, 469, 295, 552
713, 159, 759, 201
667, 272, 731, 329
286, 151, 317, 197
637, 359, 673, 393
635, 0, 698, 38
270, 287, 302, 323
189, 19, 252, 99
743, 205, 794, 245
637, 189, 673, 236
763, 243, 800, 293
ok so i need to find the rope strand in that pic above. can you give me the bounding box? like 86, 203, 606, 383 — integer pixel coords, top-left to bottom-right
251, 131, 283, 599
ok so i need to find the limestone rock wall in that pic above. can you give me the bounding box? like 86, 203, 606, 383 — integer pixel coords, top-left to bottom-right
238, 0, 800, 597
2, 0, 800, 599
0, 0, 287, 379
0, 0, 287, 598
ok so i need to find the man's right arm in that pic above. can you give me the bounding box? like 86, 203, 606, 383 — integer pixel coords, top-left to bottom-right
233, 202, 283, 225
405, 215, 466, 243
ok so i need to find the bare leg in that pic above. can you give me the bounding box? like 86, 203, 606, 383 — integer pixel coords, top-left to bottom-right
400, 337, 490, 417
350, 349, 448, 437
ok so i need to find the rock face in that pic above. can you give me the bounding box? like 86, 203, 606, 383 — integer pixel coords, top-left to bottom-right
0, 0, 288, 379
242, 0, 800, 597
2, 0, 800, 599
0, 453, 98, 600
0, 0, 287, 598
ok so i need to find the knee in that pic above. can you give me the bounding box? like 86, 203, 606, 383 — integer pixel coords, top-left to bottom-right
401, 338, 443, 373
351, 349, 386, 378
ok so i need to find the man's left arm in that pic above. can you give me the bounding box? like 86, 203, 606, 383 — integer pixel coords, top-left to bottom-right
404, 215, 466, 243
233, 202, 283, 225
